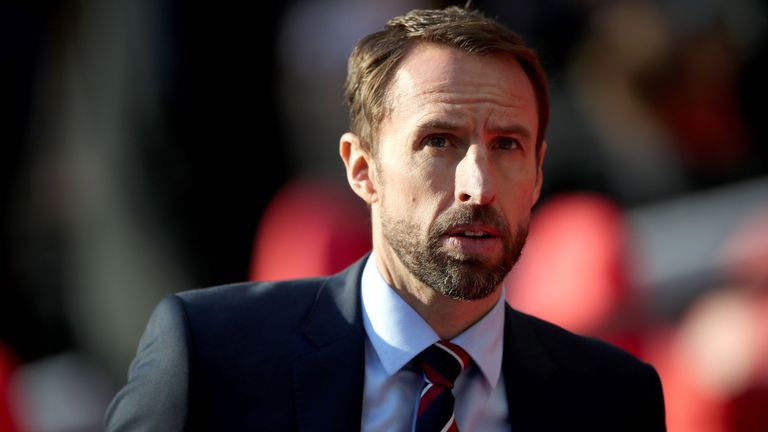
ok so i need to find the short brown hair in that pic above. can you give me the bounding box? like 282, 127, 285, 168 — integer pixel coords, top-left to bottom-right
344, 6, 549, 155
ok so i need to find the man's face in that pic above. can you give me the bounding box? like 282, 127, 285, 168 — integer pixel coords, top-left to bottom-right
369, 43, 544, 301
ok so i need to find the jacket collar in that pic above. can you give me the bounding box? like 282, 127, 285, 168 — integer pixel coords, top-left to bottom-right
291, 254, 562, 431
292, 254, 368, 432
502, 305, 558, 429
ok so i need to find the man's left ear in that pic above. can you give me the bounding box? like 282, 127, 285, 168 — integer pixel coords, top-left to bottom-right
532, 140, 548, 206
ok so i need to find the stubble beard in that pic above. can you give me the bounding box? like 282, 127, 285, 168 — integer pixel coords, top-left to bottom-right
381, 203, 529, 301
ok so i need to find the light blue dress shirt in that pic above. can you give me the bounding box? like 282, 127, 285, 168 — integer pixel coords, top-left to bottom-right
360, 253, 509, 431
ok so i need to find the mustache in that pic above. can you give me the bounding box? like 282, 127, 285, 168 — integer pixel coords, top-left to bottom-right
430, 205, 510, 236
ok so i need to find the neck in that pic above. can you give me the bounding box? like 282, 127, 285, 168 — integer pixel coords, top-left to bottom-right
373, 249, 502, 340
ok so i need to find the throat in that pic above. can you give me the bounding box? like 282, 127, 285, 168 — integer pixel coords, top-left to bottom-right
394, 279, 502, 340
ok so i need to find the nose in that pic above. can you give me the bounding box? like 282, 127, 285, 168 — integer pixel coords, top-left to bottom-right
455, 145, 496, 205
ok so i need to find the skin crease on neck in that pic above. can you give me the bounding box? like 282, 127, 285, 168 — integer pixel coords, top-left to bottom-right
340, 42, 546, 340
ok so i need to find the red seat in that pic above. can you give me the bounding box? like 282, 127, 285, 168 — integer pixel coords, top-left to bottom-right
505, 194, 631, 338
250, 177, 371, 281
0, 343, 19, 432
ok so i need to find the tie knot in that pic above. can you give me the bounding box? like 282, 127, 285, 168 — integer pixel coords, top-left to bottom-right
416, 340, 471, 389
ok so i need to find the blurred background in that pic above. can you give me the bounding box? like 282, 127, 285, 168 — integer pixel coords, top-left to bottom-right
1, 0, 767, 431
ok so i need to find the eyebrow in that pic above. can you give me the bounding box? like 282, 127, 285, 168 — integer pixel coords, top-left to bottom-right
486, 123, 532, 140
414, 120, 465, 133
415, 119, 532, 140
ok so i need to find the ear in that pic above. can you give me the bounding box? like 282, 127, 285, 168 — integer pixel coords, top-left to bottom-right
340, 132, 378, 204
531, 140, 548, 207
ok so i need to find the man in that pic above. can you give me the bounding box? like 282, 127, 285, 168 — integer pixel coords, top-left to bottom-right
106, 6, 666, 431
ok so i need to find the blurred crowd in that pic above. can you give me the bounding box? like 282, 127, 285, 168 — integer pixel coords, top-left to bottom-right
2, 0, 767, 431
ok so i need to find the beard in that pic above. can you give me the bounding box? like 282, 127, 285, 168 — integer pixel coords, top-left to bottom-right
381, 203, 529, 301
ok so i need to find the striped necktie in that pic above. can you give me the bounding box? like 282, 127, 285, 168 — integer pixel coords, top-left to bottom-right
415, 340, 471, 432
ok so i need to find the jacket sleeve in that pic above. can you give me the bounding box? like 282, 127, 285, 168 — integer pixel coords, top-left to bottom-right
104, 295, 191, 431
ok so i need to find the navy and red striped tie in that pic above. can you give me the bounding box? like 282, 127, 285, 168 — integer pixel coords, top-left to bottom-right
415, 340, 471, 432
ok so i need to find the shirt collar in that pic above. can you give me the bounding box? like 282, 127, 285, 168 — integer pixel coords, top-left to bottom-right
361, 253, 505, 388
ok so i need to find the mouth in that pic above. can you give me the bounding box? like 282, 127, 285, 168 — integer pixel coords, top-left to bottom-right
440, 225, 503, 258
445, 225, 500, 239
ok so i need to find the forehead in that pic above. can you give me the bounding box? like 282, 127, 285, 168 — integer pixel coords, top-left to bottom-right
385, 43, 537, 123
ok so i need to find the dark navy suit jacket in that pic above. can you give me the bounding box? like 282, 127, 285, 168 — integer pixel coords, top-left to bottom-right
105, 255, 666, 431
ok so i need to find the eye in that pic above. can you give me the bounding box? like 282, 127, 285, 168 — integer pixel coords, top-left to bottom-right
496, 137, 520, 150
424, 135, 449, 148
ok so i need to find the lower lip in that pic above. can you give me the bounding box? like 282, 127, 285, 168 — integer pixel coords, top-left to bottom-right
441, 235, 501, 256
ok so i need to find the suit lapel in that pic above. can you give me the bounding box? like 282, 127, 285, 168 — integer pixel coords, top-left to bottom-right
502, 305, 558, 430
292, 256, 367, 432
291, 259, 561, 431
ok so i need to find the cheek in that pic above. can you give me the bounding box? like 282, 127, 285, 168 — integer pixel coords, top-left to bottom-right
497, 167, 540, 210
383, 173, 447, 227
385, 154, 444, 197
501, 183, 539, 220
414, 155, 458, 198
378, 148, 459, 217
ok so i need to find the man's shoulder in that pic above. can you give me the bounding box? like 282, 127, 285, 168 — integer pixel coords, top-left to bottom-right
505, 307, 666, 430
174, 254, 368, 310
167, 276, 333, 326
178, 276, 330, 306
507, 307, 654, 376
